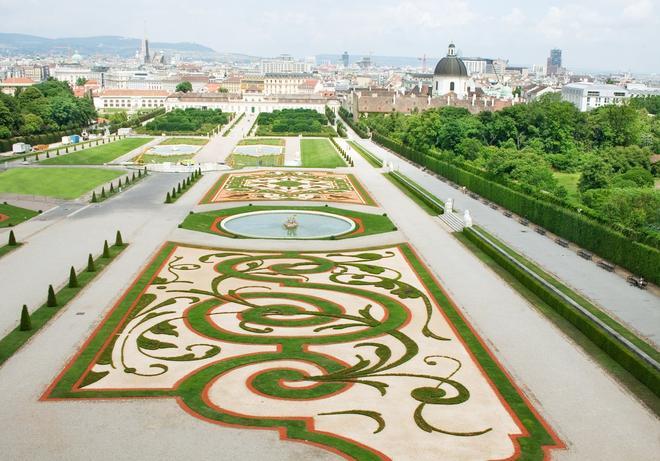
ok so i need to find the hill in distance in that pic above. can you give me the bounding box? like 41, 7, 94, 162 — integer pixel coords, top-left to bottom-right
0, 33, 216, 58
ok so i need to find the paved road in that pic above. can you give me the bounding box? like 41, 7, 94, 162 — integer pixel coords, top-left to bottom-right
345, 132, 660, 348
0, 171, 189, 336
195, 114, 256, 163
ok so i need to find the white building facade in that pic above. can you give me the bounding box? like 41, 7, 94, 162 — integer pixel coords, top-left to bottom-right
561, 82, 629, 111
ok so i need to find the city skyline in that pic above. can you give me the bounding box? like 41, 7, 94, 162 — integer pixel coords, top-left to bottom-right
0, 0, 658, 73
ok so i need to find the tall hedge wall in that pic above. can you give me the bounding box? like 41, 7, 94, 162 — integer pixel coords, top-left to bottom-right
372, 132, 660, 284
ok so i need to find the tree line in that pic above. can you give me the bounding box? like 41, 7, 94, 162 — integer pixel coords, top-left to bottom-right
0, 78, 96, 139
362, 94, 659, 239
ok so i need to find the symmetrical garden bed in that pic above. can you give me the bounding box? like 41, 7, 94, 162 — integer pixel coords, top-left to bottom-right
44, 242, 562, 460
201, 170, 375, 206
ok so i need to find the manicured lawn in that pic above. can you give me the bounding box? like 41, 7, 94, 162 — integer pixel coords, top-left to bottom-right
0, 168, 125, 199
227, 154, 284, 168
180, 205, 396, 239
40, 138, 152, 165
159, 137, 208, 146
300, 139, 346, 168
0, 203, 39, 228
238, 138, 285, 146
554, 172, 580, 201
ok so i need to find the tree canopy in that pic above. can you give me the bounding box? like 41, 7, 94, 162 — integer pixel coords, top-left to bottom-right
0, 78, 96, 138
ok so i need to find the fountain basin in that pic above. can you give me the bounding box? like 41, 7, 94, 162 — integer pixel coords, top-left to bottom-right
220, 210, 356, 239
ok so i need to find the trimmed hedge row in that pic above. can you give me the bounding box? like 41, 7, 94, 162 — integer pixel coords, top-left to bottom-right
0, 128, 88, 153
463, 227, 660, 395
373, 132, 660, 284
339, 107, 369, 138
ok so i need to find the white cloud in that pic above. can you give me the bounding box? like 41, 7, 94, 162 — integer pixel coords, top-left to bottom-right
502, 7, 526, 26
383, 0, 476, 29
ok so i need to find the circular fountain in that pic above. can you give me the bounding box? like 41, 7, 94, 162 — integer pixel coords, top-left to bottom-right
220, 210, 356, 239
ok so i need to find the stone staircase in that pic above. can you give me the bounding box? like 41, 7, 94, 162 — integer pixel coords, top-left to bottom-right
439, 211, 465, 232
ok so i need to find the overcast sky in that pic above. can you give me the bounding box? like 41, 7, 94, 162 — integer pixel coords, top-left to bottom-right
1, 0, 659, 73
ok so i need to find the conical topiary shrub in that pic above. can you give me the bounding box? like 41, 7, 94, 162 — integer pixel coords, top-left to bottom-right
19, 305, 31, 331
110, 183, 115, 193
165, 192, 172, 203
91, 191, 98, 203
47, 284, 57, 307
115, 230, 123, 247
101, 187, 106, 198
177, 183, 182, 194
68, 266, 78, 288
102, 240, 110, 258
8, 230, 17, 246
87, 253, 95, 272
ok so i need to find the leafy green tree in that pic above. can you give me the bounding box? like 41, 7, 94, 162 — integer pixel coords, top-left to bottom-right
75, 77, 88, 87
588, 104, 643, 147
611, 167, 655, 188
20, 113, 44, 135
578, 156, 612, 193
176, 81, 193, 93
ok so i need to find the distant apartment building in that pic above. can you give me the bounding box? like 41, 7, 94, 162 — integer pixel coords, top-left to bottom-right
260, 55, 312, 74
547, 48, 562, 75
21, 65, 50, 82
94, 89, 169, 112
0, 77, 36, 95
561, 82, 628, 111
51, 64, 102, 87
462, 58, 487, 75
219, 76, 242, 94
342, 51, 349, 68
259, 73, 321, 95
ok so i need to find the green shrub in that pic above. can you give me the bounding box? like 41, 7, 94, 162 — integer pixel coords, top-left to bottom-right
47, 285, 57, 307
8, 230, 17, 246
19, 305, 31, 331
87, 253, 95, 272
114, 230, 123, 247
102, 240, 110, 258
68, 266, 78, 288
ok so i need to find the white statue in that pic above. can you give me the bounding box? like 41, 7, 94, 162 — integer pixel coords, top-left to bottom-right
463, 210, 473, 228
445, 198, 453, 213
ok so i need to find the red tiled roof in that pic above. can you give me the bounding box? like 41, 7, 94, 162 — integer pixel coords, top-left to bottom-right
1, 77, 35, 84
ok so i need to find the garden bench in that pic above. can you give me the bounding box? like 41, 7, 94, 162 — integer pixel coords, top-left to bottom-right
503, 211, 512, 218
535, 227, 546, 235
519, 218, 529, 226
577, 249, 593, 260
469, 192, 479, 199
627, 275, 647, 289
597, 260, 615, 272
555, 238, 569, 248
490, 204, 498, 210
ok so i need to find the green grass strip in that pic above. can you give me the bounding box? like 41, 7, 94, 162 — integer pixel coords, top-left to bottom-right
455, 231, 660, 414
40, 137, 152, 165
0, 203, 39, 228
383, 172, 442, 215
462, 226, 660, 399
0, 242, 21, 259
0, 243, 127, 366
348, 141, 382, 168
